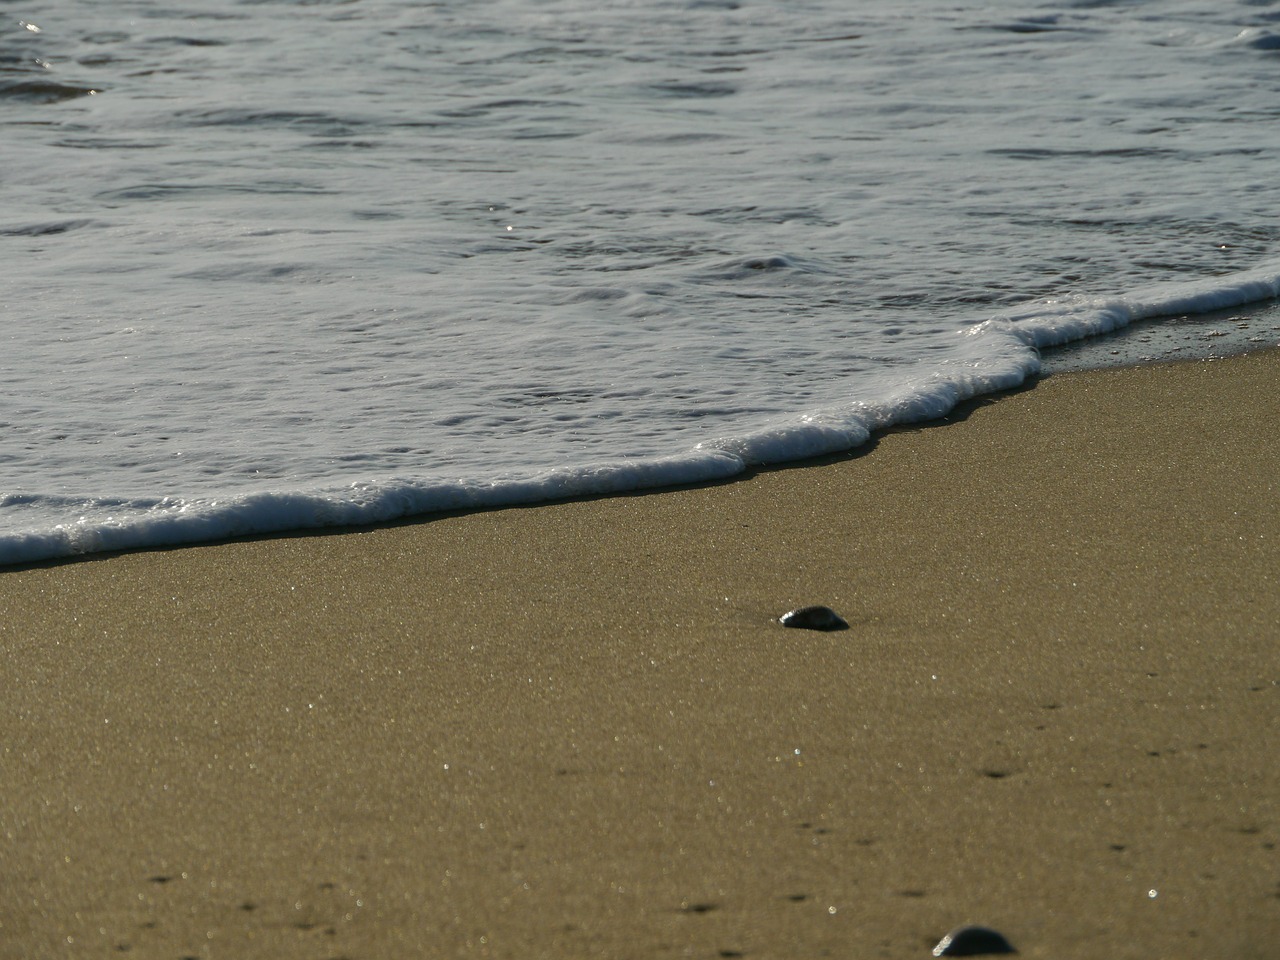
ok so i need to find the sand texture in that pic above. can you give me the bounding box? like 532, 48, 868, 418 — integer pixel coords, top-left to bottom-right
2, 352, 1278, 959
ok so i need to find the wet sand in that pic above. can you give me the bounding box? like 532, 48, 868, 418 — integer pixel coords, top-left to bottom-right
1, 351, 1277, 959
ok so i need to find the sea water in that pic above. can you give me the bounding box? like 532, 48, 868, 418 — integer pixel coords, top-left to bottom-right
4, 0, 1280, 565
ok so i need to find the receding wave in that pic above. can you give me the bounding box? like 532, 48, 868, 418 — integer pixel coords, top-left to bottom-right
975, 261, 1280, 350
5, 263, 1278, 568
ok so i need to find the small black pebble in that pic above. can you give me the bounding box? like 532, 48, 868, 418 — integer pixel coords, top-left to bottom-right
779, 605, 848, 631
932, 925, 1016, 956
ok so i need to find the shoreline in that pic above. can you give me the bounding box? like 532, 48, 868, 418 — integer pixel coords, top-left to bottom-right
1037, 296, 1280, 373
6, 296, 1280, 571
2, 351, 1277, 959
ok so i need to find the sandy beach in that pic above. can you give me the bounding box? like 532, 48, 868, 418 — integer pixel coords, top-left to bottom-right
1, 351, 1277, 960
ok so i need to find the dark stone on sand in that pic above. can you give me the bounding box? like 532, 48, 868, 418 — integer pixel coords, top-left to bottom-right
932, 925, 1017, 956
779, 605, 848, 631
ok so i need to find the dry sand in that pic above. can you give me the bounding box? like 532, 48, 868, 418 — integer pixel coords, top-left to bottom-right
1, 351, 1277, 960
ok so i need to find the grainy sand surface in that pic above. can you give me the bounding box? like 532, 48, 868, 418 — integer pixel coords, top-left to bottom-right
2, 352, 1277, 960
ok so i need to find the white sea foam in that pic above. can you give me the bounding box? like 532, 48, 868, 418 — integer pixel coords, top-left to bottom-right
988, 262, 1280, 350
3, 0, 1280, 564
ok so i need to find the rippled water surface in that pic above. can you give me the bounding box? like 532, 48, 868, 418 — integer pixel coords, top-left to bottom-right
4, 0, 1280, 561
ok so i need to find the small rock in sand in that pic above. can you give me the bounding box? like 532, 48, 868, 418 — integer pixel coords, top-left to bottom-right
932, 924, 1016, 956
778, 605, 848, 631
